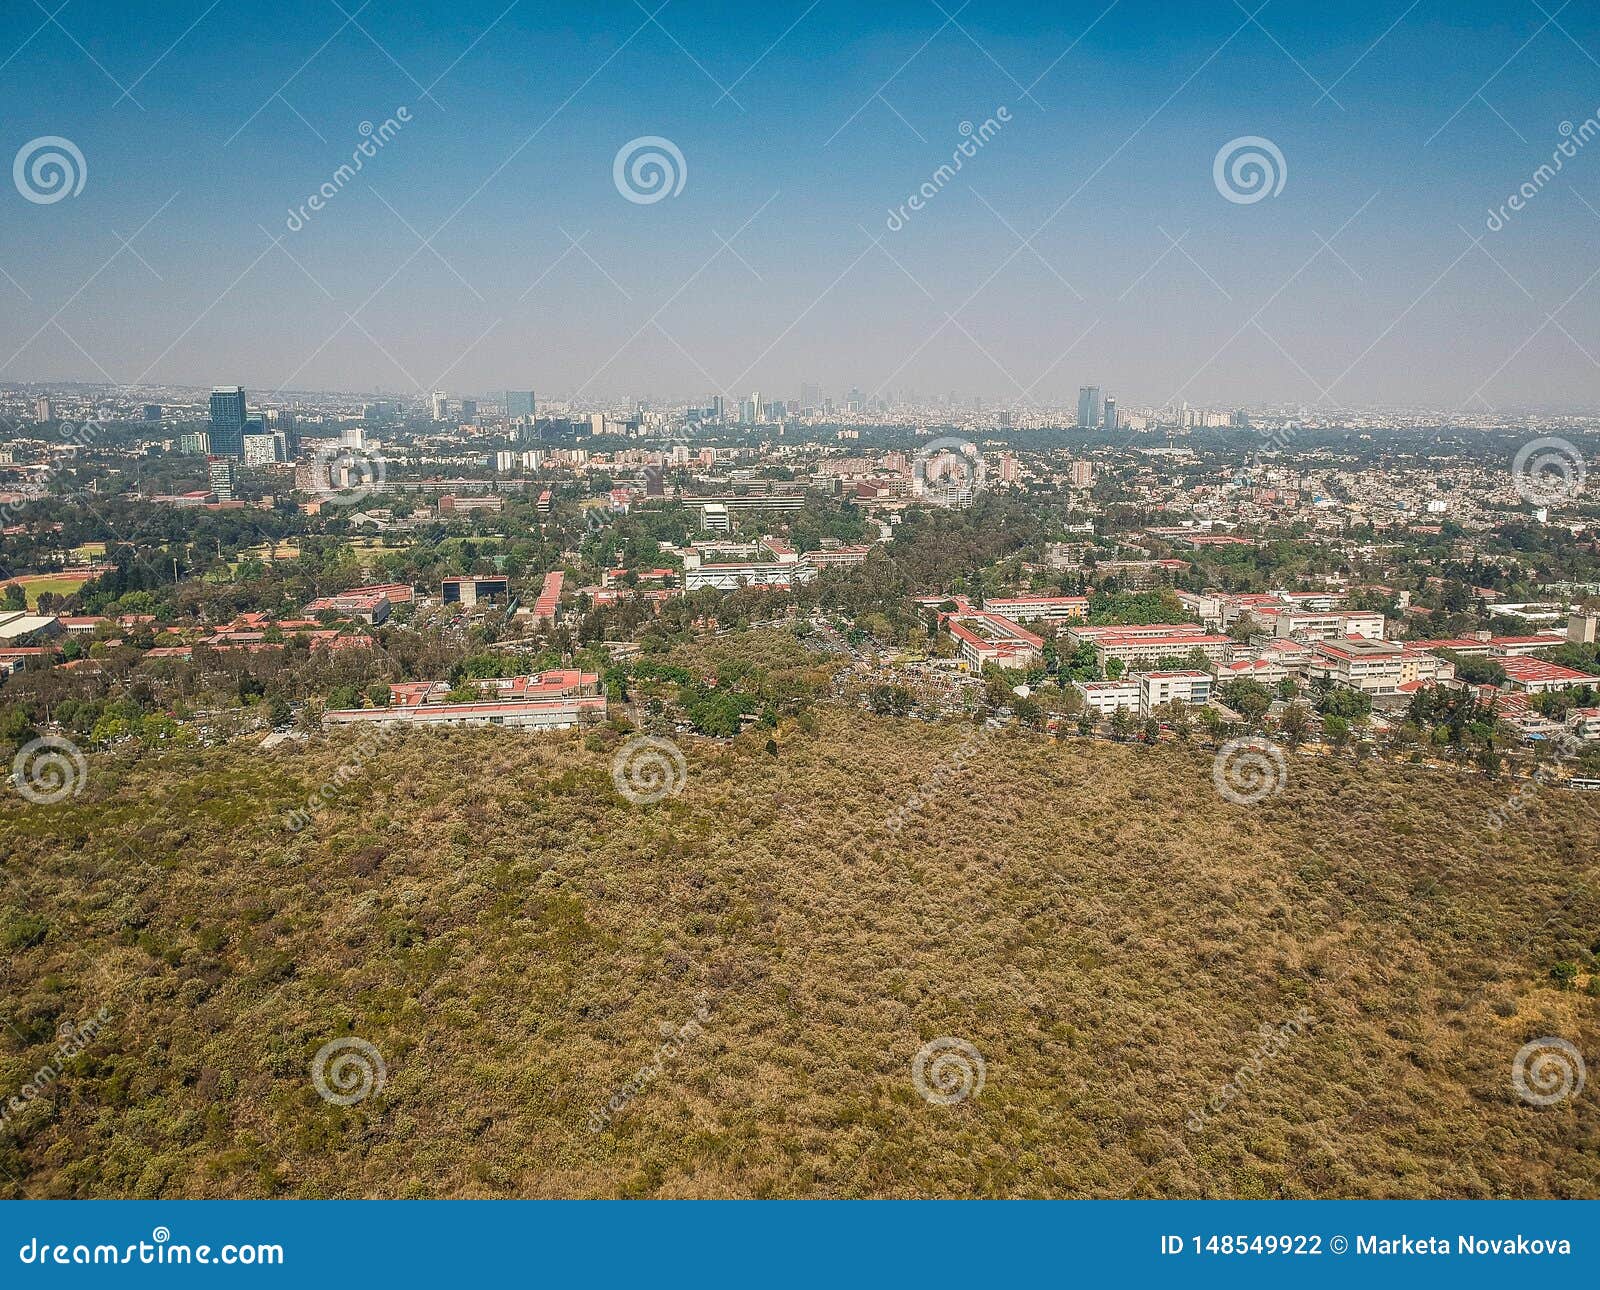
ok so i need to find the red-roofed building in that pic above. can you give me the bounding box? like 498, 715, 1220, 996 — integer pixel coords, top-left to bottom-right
531, 571, 563, 626
1499, 658, 1595, 693
1307, 637, 1404, 694
303, 590, 391, 624
357, 581, 416, 604
1488, 634, 1569, 657
946, 612, 1044, 669
324, 693, 605, 730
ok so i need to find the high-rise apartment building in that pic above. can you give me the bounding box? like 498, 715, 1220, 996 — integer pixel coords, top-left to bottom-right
1103, 397, 1117, 431
431, 390, 448, 421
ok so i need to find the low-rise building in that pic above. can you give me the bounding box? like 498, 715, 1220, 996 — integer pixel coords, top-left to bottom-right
1307, 637, 1404, 694
1092, 632, 1232, 671
802, 544, 871, 569
303, 590, 391, 624
681, 544, 815, 591
441, 576, 510, 607
1499, 657, 1595, 694
0, 611, 61, 645
323, 693, 606, 730
1136, 669, 1213, 715
1216, 657, 1289, 687
1566, 708, 1600, 742
1257, 607, 1385, 641
531, 571, 563, 626
1072, 678, 1140, 715
946, 612, 1045, 670
982, 595, 1089, 624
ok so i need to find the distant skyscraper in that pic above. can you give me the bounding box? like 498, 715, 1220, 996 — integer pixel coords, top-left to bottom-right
711, 394, 725, 422
1076, 386, 1101, 430
142, 404, 161, 422
431, 390, 448, 421
460, 399, 478, 422
505, 390, 535, 418
1103, 397, 1116, 431
33, 397, 53, 423
749, 391, 762, 423
209, 386, 247, 457
800, 382, 822, 410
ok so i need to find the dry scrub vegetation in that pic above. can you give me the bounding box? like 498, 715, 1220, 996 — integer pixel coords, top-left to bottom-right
1, 709, 1597, 1198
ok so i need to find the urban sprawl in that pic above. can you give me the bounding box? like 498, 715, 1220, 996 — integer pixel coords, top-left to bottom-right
2, 380, 1598, 801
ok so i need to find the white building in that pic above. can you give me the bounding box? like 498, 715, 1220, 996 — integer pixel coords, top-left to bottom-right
1072, 679, 1140, 715
1135, 670, 1213, 715
1307, 638, 1404, 694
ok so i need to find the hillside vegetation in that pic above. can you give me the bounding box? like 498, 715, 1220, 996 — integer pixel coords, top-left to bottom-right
1, 711, 1597, 1198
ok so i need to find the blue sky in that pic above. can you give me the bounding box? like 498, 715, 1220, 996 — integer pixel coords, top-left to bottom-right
2, 0, 1599, 411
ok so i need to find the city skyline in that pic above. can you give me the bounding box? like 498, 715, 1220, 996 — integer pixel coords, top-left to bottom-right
4, 3, 1600, 409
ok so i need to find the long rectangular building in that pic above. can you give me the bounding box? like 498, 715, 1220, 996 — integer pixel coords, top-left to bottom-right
323, 693, 606, 730
982, 595, 1089, 624
946, 613, 1044, 669
1093, 632, 1232, 670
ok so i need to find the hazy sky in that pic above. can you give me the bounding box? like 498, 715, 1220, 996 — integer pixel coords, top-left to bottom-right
3, 0, 1600, 411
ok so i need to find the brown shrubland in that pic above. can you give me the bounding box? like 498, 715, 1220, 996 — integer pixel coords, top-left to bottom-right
0, 709, 1596, 1198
